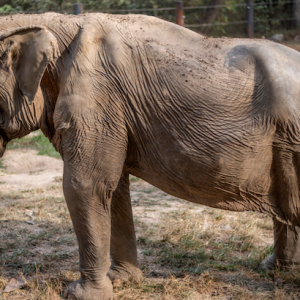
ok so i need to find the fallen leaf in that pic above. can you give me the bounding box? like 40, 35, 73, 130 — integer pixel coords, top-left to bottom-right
221, 224, 231, 230
25, 221, 35, 225
3, 276, 28, 293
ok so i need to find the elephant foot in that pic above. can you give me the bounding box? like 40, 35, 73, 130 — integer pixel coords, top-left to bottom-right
259, 218, 300, 272
63, 277, 112, 300
107, 264, 143, 283
258, 254, 276, 271
259, 253, 300, 271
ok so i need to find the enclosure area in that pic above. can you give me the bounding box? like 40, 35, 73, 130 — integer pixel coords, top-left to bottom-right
1, 1, 300, 299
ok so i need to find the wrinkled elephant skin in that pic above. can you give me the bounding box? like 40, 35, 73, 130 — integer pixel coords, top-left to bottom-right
1, 12, 300, 300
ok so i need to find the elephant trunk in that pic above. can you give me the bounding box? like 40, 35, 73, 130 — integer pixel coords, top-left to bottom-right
0, 133, 8, 158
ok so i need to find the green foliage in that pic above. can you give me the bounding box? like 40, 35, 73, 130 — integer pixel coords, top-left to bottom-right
253, 0, 294, 37
0, 0, 76, 13
7, 130, 61, 159
0, 4, 14, 12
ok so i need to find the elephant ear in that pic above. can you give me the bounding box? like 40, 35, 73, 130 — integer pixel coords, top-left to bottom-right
0, 25, 60, 104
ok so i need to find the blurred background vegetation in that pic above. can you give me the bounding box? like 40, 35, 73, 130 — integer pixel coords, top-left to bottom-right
0, 0, 298, 38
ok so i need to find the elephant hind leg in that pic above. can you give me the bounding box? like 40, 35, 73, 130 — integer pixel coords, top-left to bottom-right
259, 217, 300, 270
260, 136, 300, 270
108, 172, 143, 283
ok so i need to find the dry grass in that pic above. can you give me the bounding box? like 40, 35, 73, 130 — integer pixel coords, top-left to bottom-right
1, 176, 300, 299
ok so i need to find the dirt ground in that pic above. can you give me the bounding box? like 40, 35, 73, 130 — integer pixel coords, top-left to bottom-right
0, 146, 300, 299
0, 149, 63, 192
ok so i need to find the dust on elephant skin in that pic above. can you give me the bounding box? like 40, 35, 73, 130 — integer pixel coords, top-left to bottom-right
1, 12, 300, 300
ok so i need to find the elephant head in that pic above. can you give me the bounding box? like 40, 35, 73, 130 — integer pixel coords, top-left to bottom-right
0, 25, 60, 156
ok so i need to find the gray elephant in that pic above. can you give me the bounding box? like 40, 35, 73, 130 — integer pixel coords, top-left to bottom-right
0, 12, 300, 300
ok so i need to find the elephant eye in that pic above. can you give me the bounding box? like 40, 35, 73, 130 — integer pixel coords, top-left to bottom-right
0, 52, 8, 70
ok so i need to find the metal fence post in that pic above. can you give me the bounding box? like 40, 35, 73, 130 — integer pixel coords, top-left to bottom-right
246, 0, 254, 38
175, 1, 184, 26
294, 0, 300, 28
74, 3, 83, 15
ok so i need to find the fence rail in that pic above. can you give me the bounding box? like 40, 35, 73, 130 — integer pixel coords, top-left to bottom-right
186, 17, 299, 27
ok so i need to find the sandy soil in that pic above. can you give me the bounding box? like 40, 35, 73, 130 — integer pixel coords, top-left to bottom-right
0, 149, 63, 192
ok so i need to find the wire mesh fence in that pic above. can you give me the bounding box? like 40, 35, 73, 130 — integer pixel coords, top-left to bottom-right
0, 0, 299, 38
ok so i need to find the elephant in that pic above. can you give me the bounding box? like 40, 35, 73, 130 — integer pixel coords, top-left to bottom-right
1, 12, 300, 300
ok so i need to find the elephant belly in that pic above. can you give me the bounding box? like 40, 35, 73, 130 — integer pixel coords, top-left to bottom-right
127, 123, 279, 216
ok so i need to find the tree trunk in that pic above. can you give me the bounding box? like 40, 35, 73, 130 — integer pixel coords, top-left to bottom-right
200, 0, 224, 34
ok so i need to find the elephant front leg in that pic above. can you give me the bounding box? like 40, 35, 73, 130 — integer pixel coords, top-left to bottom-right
259, 218, 300, 270
108, 172, 143, 283
63, 172, 115, 300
